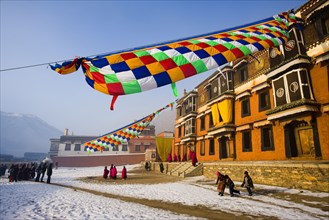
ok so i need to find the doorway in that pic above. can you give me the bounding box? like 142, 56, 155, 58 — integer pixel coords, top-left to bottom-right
284, 120, 315, 158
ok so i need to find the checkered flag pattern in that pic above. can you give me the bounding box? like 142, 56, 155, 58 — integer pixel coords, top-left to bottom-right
51, 12, 297, 98
84, 102, 174, 152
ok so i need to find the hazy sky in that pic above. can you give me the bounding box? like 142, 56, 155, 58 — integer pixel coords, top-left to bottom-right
0, 0, 307, 136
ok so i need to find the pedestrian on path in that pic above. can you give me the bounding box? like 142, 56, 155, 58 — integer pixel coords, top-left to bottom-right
224, 175, 240, 197
241, 171, 254, 196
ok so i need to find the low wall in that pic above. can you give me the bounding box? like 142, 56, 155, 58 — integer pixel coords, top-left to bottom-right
53, 154, 145, 167
149, 162, 180, 173
202, 161, 329, 192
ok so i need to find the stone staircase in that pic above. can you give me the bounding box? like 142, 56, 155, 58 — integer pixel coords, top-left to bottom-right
169, 162, 203, 177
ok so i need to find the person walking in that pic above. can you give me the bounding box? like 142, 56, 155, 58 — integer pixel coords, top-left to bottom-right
224, 175, 240, 197
241, 171, 254, 196
215, 171, 226, 196
46, 163, 53, 184
121, 166, 127, 180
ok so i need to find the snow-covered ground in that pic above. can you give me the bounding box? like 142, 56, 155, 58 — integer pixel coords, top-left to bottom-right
1, 164, 328, 220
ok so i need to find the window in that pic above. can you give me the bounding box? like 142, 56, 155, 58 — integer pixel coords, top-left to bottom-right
209, 114, 214, 128
144, 144, 150, 150
200, 140, 205, 156
103, 147, 109, 151
259, 90, 271, 111
143, 130, 150, 136
184, 118, 196, 136
272, 69, 313, 107
135, 145, 140, 151
74, 144, 81, 151
241, 98, 250, 117
239, 67, 248, 83
184, 96, 197, 114
207, 85, 212, 100
122, 144, 128, 151
113, 145, 119, 151
177, 107, 182, 117
242, 131, 252, 152
178, 126, 182, 137
261, 126, 274, 151
321, 13, 329, 37
65, 143, 71, 151
209, 139, 215, 155
200, 116, 205, 131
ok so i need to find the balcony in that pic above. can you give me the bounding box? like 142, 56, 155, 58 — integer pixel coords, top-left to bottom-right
266, 99, 320, 121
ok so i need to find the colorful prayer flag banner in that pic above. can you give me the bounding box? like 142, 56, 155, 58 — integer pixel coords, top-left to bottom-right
84, 102, 174, 152
51, 12, 297, 109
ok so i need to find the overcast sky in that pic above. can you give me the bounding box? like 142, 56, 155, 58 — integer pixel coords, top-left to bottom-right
0, 0, 307, 136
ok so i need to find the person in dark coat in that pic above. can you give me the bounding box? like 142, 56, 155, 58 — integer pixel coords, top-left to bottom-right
46, 163, 53, 184
224, 175, 240, 197
159, 162, 164, 173
241, 171, 254, 196
103, 166, 109, 179
40, 163, 48, 182
145, 161, 150, 171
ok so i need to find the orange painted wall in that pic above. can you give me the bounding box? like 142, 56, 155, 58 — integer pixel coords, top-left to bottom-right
310, 61, 329, 160
235, 124, 286, 161
234, 87, 288, 161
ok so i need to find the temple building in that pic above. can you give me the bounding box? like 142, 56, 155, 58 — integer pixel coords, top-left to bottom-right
49, 126, 156, 167
174, 0, 328, 162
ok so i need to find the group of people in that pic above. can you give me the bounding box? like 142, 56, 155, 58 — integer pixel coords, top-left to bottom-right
167, 153, 186, 162
167, 151, 198, 166
6, 163, 37, 182
0, 161, 53, 184
103, 164, 127, 180
216, 171, 254, 197
35, 162, 53, 184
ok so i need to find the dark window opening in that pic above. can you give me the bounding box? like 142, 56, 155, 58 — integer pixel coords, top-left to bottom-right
200, 141, 205, 156
74, 144, 81, 151
242, 131, 252, 152
241, 98, 251, 117
259, 90, 271, 111
65, 144, 71, 151
209, 139, 215, 155
200, 116, 205, 131
239, 68, 248, 83
209, 114, 214, 128
261, 126, 274, 151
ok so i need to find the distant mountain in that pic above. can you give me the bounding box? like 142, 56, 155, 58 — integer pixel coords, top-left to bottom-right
152, 109, 176, 135
0, 111, 62, 157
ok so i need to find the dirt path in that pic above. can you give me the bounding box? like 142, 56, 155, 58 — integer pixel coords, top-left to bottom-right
52, 168, 263, 220
52, 167, 328, 220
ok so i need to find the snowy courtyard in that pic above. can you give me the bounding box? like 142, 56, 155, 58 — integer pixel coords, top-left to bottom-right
0, 164, 328, 220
